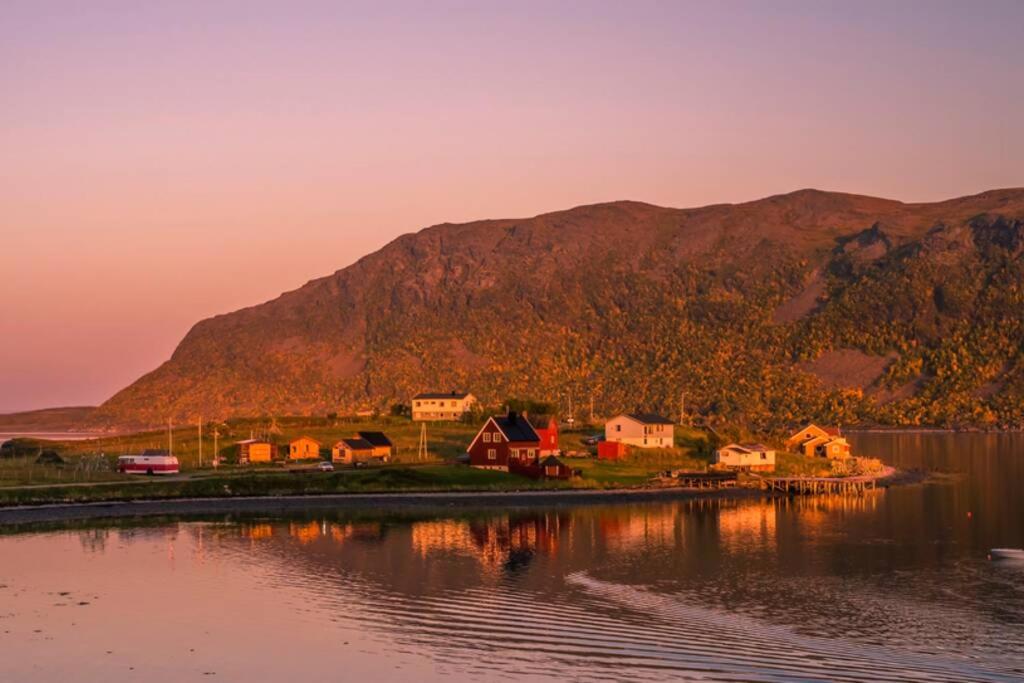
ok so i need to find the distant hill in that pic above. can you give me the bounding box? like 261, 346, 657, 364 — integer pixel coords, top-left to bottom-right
0, 406, 98, 433
95, 188, 1024, 430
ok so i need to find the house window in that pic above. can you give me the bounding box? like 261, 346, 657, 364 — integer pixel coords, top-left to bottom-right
487, 449, 496, 460
616, 425, 621, 432
483, 432, 491, 443
492, 433, 501, 443
528, 449, 536, 457
761, 453, 767, 459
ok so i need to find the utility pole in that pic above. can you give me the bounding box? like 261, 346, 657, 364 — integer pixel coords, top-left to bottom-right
679, 391, 687, 426
168, 418, 173, 456
213, 427, 219, 469
589, 394, 595, 423
417, 423, 428, 461
198, 416, 203, 469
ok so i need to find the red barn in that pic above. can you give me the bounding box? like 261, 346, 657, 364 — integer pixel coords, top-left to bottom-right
530, 416, 560, 456
467, 412, 541, 471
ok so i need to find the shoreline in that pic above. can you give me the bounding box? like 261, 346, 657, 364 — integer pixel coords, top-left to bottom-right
0, 487, 770, 525
0, 468, 916, 526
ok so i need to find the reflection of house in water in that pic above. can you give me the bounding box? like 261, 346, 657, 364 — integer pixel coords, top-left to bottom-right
410, 514, 568, 574
596, 505, 681, 552
411, 520, 479, 558
717, 502, 777, 551
289, 521, 323, 544
78, 528, 112, 553
242, 524, 274, 540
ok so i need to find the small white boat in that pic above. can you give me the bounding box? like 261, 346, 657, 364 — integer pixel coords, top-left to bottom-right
989, 548, 1024, 561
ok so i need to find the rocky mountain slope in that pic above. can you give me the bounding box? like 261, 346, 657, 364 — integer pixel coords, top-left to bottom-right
96, 188, 1024, 430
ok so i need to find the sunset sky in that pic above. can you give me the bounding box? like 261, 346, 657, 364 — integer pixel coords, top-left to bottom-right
2, 1, 1023, 413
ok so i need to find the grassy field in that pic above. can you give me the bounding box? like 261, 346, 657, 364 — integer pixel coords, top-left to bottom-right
0, 416, 853, 503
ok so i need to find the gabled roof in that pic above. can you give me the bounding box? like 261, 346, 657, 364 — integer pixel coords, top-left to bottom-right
720, 442, 771, 454
527, 414, 557, 430
290, 435, 321, 446
414, 391, 471, 400
338, 437, 374, 450
236, 438, 270, 445
540, 455, 564, 467
357, 431, 393, 447
624, 413, 674, 425
494, 413, 541, 442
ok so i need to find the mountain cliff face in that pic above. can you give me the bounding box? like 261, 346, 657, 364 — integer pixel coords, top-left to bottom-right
97, 188, 1024, 430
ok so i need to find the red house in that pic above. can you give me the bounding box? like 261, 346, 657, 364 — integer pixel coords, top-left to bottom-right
468, 412, 541, 471
530, 416, 560, 456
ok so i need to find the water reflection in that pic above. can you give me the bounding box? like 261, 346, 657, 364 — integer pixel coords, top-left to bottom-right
2, 433, 1024, 682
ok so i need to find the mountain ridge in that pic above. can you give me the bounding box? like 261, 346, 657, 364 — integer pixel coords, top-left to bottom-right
96, 188, 1024, 430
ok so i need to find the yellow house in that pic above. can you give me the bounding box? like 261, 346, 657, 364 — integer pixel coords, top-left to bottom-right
289, 436, 322, 460
236, 439, 273, 464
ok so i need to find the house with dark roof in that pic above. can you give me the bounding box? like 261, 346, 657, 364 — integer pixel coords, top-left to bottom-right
411, 391, 477, 422
467, 412, 541, 471
357, 431, 393, 460
332, 437, 376, 465
605, 413, 675, 449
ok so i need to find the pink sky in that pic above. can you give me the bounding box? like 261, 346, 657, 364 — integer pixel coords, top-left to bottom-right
2, 1, 1022, 413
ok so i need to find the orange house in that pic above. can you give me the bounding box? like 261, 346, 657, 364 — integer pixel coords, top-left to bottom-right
786, 424, 851, 459
289, 436, 322, 460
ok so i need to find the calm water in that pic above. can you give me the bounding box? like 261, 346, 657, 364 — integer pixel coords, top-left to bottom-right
1, 433, 1022, 682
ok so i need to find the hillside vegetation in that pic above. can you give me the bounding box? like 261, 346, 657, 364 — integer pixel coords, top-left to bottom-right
94, 189, 1024, 431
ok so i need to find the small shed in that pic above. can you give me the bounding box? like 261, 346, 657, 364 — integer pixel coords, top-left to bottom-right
237, 439, 274, 464
539, 455, 572, 479
598, 441, 628, 460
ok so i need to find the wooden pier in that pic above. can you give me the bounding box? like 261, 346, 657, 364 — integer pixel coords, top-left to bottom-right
756, 474, 879, 496
670, 471, 738, 489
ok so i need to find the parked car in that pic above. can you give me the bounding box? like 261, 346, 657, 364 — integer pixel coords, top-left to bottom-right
317, 461, 335, 472
582, 434, 604, 446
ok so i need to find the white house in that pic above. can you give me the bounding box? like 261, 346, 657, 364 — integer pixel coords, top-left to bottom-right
411, 392, 476, 421
714, 443, 776, 472
605, 413, 675, 449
